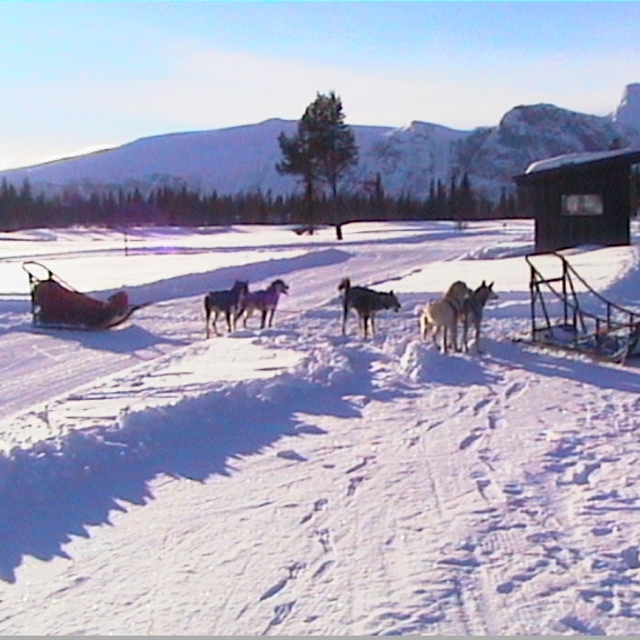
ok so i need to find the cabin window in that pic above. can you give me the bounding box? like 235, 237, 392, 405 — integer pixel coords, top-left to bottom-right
561, 193, 603, 216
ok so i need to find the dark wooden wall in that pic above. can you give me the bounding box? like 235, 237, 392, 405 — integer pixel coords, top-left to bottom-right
532, 164, 631, 252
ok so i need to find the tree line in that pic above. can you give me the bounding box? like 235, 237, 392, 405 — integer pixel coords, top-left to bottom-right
0, 174, 520, 232
0, 91, 522, 232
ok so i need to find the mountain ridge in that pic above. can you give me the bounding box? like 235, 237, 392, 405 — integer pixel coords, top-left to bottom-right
2, 84, 640, 203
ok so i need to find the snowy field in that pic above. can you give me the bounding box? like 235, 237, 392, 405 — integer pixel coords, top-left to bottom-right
1, 220, 640, 634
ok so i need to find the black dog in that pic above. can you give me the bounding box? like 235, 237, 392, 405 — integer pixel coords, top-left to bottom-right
204, 280, 249, 337
338, 277, 401, 338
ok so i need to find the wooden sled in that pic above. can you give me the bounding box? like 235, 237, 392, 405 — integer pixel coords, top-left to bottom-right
22, 261, 145, 331
524, 252, 640, 364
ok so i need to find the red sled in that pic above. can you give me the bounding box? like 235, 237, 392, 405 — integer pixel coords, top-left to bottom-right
22, 261, 144, 330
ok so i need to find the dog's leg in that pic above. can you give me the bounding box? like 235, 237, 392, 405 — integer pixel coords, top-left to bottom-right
461, 315, 469, 352
342, 303, 349, 336
216, 311, 223, 336
233, 307, 243, 331
445, 320, 457, 353
425, 322, 433, 342
470, 312, 478, 351
433, 325, 442, 351
474, 316, 482, 352
205, 301, 211, 339
260, 309, 268, 329
358, 312, 366, 338
211, 310, 221, 336
451, 319, 458, 352
420, 315, 429, 341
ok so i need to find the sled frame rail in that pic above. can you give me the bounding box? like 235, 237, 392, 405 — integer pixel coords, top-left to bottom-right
525, 252, 640, 364
22, 261, 78, 326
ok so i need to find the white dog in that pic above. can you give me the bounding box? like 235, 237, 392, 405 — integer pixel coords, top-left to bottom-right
420, 280, 472, 352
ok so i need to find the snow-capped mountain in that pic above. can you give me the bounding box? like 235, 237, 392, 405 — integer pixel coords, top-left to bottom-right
2, 84, 640, 203
613, 83, 640, 129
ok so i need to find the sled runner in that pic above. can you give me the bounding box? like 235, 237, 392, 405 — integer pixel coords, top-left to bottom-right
524, 252, 640, 364
22, 261, 144, 330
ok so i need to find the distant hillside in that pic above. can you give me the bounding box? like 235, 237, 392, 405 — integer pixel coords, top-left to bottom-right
2, 83, 640, 204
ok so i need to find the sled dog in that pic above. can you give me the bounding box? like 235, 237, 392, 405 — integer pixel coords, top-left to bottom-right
338, 277, 401, 339
419, 280, 473, 353
460, 280, 498, 352
239, 278, 289, 329
204, 280, 249, 338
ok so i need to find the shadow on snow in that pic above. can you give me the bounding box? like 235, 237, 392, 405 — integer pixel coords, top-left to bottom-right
0, 376, 354, 584
0, 331, 413, 585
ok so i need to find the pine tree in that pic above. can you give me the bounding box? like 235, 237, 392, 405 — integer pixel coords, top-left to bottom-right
276, 127, 317, 228
307, 91, 358, 200
277, 91, 358, 231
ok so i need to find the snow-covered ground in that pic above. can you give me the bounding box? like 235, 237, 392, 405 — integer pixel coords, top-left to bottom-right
1, 220, 640, 634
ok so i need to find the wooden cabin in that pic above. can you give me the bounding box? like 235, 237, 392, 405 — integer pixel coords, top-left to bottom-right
513, 149, 640, 253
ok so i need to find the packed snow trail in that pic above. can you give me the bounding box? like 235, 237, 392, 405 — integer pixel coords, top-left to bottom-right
3, 222, 640, 634
0, 222, 490, 423
3, 329, 640, 634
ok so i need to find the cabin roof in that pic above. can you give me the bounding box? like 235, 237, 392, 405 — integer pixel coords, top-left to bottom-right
513, 148, 640, 185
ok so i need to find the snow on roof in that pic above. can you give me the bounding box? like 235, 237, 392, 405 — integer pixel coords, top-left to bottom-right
525, 148, 639, 174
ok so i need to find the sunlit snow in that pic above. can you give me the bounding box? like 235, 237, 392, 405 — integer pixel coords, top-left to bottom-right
1, 220, 640, 635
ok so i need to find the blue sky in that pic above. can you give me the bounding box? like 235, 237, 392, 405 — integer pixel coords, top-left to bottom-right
1, 1, 639, 169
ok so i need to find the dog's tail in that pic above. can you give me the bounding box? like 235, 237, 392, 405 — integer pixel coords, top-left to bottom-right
338, 277, 351, 293
204, 293, 211, 338
338, 278, 351, 335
